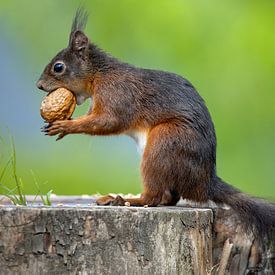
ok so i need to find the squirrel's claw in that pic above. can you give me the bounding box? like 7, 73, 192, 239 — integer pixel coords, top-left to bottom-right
42, 120, 72, 140
41, 124, 52, 132
56, 133, 66, 141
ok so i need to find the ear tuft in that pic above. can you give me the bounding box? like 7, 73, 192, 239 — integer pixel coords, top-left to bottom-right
70, 30, 89, 52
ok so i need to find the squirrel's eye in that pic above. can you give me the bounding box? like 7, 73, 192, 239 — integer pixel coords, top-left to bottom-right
53, 62, 65, 73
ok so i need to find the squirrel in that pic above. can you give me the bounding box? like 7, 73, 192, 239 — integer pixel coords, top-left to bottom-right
37, 9, 275, 238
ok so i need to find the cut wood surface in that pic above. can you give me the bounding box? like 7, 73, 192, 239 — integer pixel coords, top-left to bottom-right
0, 196, 274, 275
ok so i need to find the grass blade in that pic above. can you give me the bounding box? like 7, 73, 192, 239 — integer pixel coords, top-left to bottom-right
0, 156, 12, 182
0, 183, 20, 205
1, 136, 52, 207
45, 190, 53, 206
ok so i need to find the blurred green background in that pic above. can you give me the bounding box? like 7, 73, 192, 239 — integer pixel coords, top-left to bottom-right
0, 0, 274, 200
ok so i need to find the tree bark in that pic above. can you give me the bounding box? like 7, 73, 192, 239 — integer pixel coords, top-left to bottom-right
0, 198, 212, 275
0, 196, 274, 275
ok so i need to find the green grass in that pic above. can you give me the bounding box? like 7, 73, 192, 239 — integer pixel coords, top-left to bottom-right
0, 137, 52, 206
31, 170, 52, 206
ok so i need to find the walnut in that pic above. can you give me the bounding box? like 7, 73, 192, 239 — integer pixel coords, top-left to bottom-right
40, 88, 76, 123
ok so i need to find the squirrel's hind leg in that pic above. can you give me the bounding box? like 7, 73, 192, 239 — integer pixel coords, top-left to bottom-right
160, 189, 180, 206
96, 123, 189, 207
96, 189, 180, 206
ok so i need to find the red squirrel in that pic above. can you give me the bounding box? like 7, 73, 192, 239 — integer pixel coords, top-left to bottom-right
37, 9, 275, 238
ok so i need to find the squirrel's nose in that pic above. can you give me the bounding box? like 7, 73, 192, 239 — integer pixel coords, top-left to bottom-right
36, 80, 45, 90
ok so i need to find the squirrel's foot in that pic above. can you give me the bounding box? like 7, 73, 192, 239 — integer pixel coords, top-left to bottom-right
96, 195, 126, 206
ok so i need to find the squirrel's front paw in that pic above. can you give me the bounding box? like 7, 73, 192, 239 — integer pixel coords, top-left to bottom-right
42, 120, 73, 141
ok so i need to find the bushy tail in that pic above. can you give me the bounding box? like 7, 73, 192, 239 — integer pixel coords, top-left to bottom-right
210, 177, 275, 238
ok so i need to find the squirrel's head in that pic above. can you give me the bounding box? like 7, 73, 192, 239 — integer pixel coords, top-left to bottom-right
36, 8, 93, 105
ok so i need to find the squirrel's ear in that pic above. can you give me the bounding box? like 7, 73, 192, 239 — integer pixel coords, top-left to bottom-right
70, 30, 89, 52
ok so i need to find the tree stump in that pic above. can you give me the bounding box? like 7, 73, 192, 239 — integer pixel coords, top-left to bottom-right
0, 196, 274, 275
180, 200, 275, 275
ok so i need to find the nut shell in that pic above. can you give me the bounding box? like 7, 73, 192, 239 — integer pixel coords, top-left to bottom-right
40, 88, 76, 123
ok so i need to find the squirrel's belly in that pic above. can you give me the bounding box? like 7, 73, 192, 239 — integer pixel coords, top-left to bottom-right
125, 130, 147, 155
